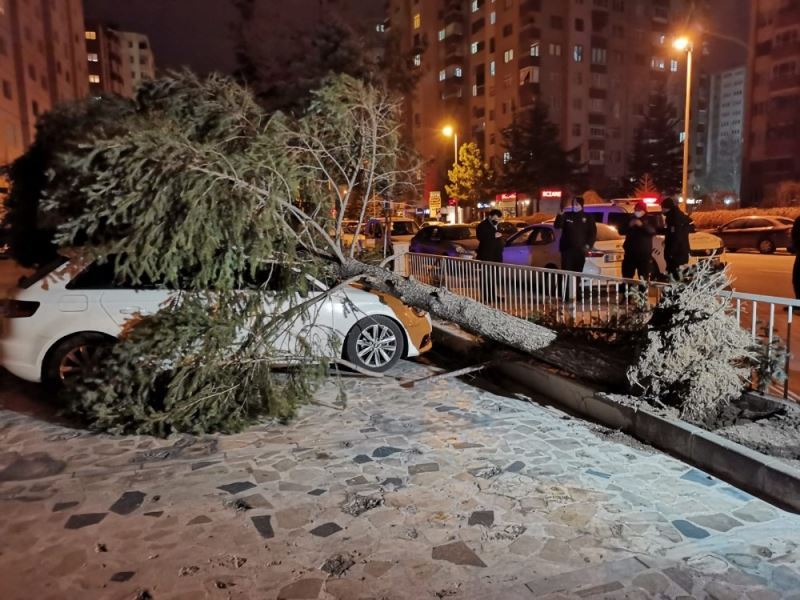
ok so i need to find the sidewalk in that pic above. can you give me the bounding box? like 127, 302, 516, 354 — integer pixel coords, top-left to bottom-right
1, 361, 800, 599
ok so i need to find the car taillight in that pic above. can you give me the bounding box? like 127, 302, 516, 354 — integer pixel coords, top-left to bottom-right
0, 300, 40, 318
586, 250, 604, 258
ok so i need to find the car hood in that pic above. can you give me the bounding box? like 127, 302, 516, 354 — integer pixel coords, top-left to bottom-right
688, 232, 723, 250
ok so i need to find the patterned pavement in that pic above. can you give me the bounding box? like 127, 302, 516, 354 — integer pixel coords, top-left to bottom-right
1, 361, 800, 599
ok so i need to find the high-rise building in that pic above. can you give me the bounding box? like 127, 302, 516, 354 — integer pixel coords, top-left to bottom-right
0, 0, 88, 165
743, 0, 800, 204
85, 20, 133, 98
705, 66, 746, 194
118, 31, 155, 93
388, 0, 711, 203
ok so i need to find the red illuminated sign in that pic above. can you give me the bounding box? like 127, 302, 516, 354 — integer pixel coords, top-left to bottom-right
541, 190, 563, 199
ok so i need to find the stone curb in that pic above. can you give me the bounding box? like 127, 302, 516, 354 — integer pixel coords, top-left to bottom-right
432, 322, 800, 514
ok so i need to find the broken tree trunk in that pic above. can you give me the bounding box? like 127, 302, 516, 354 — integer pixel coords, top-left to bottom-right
340, 259, 557, 355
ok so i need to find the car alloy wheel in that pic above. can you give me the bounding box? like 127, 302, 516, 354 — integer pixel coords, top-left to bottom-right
355, 323, 398, 369
59, 344, 104, 381
758, 238, 776, 254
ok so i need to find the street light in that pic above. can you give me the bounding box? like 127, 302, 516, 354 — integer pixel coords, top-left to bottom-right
442, 125, 458, 164
673, 36, 693, 208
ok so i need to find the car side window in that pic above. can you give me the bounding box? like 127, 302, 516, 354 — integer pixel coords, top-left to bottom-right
67, 258, 158, 290
607, 213, 629, 230
748, 219, 771, 228
429, 227, 441, 241
724, 220, 747, 230
507, 230, 532, 246
531, 228, 555, 246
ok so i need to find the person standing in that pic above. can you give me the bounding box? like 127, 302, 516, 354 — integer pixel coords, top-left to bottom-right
476, 209, 504, 262
476, 209, 504, 303
621, 201, 656, 281
554, 196, 596, 301
792, 215, 800, 300
660, 197, 691, 278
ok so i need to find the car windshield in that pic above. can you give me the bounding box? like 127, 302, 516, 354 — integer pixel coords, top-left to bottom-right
776, 217, 794, 226
392, 221, 419, 235
596, 224, 623, 241
441, 227, 476, 241
19, 255, 69, 289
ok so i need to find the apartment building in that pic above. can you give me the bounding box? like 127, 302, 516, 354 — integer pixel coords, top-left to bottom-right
389, 0, 711, 200
743, 0, 800, 204
85, 20, 132, 98
0, 0, 88, 165
705, 65, 746, 193
118, 31, 155, 93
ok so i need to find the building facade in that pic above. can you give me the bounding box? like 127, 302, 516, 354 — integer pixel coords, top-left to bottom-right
118, 31, 155, 93
705, 66, 746, 194
85, 20, 133, 98
389, 0, 711, 203
743, 0, 800, 204
0, 0, 88, 165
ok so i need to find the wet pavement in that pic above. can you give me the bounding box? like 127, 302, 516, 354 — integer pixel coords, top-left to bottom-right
1, 361, 800, 599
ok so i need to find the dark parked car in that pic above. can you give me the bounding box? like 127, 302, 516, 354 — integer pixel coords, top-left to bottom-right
409, 225, 478, 258
713, 216, 794, 254
469, 220, 520, 239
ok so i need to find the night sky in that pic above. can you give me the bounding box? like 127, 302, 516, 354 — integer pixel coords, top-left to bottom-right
83, 0, 750, 76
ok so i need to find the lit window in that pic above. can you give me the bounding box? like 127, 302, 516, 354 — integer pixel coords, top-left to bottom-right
471, 0, 480, 12
455, 67, 463, 77
490, 11, 496, 24
413, 54, 421, 67
504, 49, 514, 63
670, 59, 679, 72
413, 13, 421, 29
85, 31, 97, 40
88, 53, 98, 62
376, 23, 386, 33
549, 43, 562, 56
573, 45, 583, 62
439, 29, 446, 41
471, 41, 479, 53
530, 42, 540, 57
503, 151, 511, 164
89, 74, 100, 83
490, 61, 496, 76
439, 69, 446, 81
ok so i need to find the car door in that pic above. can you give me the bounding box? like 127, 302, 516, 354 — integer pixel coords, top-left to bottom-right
503, 229, 535, 266
719, 219, 749, 249
533, 227, 560, 268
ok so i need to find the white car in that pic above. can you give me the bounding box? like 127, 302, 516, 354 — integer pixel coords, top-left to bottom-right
363, 218, 420, 247
572, 202, 725, 275
503, 223, 624, 277
0, 256, 433, 384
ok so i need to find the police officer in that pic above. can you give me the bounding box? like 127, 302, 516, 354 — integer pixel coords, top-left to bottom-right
661, 197, 691, 278
621, 201, 656, 280
554, 196, 597, 274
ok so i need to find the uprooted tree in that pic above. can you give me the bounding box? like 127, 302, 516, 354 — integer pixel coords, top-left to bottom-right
10, 72, 555, 435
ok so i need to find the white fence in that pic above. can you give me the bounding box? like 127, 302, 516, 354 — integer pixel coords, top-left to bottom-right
406, 253, 800, 401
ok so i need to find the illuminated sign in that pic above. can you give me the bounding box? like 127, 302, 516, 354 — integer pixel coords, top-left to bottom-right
429, 191, 442, 213
541, 190, 563, 199
641, 196, 660, 205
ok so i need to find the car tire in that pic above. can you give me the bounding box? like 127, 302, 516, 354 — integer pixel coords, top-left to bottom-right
758, 238, 776, 254
343, 316, 405, 373
43, 333, 115, 388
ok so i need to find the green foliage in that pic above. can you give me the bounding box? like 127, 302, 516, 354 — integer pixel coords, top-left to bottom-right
1, 96, 134, 266
627, 93, 683, 197
445, 142, 494, 208
39, 72, 373, 435
499, 102, 578, 195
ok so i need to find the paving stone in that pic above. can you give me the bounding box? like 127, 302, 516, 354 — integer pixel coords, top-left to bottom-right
279, 481, 311, 492
353, 455, 372, 464
689, 513, 743, 532
238, 493, 272, 509
680, 468, 717, 487
217, 481, 256, 495
672, 519, 710, 539
52, 501, 79, 512
110, 571, 135, 583
190, 461, 220, 471
431, 541, 487, 567
525, 557, 648, 595
143, 511, 163, 518
664, 566, 699, 593
372, 446, 403, 458
468, 510, 494, 527
346, 475, 369, 486
251, 515, 274, 539
773, 566, 800, 592
277, 578, 323, 599
408, 463, 439, 475
187, 515, 212, 525
632, 571, 671, 595
64, 513, 106, 529
575, 581, 624, 597
109, 491, 146, 515
0, 452, 65, 481
310, 522, 342, 537
380, 477, 403, 489
307, 489, 326, 496
435, 406, 458, 412
505, 461, 525, 473
453, 442, 484, 449
733, 503, 778, 523
585, 468, 611, 479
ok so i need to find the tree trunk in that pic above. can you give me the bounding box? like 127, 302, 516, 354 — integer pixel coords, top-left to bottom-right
340, 259, 557, 355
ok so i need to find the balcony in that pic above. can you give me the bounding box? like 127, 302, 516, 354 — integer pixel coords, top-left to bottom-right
520, 0, 542, 13
770, 74, 800, 92
441, 79, 464, 100
772, 41, 800, 60
518, 54, 540, 69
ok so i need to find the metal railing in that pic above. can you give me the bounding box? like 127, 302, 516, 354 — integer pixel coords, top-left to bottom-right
406, 253, 800, 400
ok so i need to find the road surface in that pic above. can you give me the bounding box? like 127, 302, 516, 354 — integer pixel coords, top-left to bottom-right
725, 251, 795, 299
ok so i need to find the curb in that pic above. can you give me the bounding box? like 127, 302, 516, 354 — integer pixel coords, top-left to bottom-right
433, 322, 800, 514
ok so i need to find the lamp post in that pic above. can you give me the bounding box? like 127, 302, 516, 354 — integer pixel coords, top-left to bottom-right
673, 36, 693, 208
442, 125, 458, 164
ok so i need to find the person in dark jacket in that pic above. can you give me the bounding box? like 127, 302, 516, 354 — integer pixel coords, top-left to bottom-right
792, 216, 800, 299
477, 209, 504, 303
554, 197, 596, 301
661, 197, 691, 278
476, 209, 504, 262
621, 201, 656, 280
554, 196, 597, 273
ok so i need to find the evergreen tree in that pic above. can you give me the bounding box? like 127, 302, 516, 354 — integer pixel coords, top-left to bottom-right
445, 143, 494, 208
499, 102, 577, 195
628, 94, 683, 197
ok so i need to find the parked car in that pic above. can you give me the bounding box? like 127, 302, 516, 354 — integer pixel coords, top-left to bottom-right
503, 223, 625, 277
421, 220, 449, 228
364, 218, 420, 246
712, 216, 794, 254
409, 225, 478, 258
567, 201, 725, 275
0, 255, 433, 384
